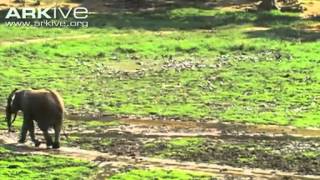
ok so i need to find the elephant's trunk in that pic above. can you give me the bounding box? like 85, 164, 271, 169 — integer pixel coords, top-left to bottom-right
5, 106, 16, 132
5, 106, 12, 132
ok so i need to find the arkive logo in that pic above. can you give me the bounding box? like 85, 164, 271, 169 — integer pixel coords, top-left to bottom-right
5, 7, 88, 19
4, 7, 89, 27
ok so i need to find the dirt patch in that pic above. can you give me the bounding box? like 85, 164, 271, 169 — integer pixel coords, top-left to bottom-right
118, 118, 320, 138
2, 114, 320, 178
216, 0, 259, 11
302, 0, 320, 17
1, 134, 319, 179
298, 23, 320, 33
0, 0, 79, 10
1, 116, 320, 179
245, 26, 271, 32
0, 34, 93, 47
144, 137, 320, 175
64, 130, 320, 175
1, 0, 319, 17
54, 118, 320, 175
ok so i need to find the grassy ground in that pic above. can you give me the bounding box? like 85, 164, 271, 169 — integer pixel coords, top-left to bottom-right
0, 7, 319, 128
50, 118, 320, 175
0, 145, 97, 179
109, 168, 215, 180
143, 137, 320, 174
1, 1, 319, 179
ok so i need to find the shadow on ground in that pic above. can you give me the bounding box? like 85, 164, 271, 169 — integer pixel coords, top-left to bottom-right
246, 26, 320, 42
0, 3, 304, 31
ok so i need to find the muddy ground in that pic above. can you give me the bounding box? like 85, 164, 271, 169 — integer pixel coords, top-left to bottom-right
1, 117, 319, 179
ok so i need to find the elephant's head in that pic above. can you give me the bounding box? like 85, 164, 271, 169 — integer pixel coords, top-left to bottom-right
5, 88, 19, 132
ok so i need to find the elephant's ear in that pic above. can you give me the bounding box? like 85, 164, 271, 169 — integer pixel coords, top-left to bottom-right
6, 88, 18, 110
7, 88, 18, 102
6, 88, 18, 132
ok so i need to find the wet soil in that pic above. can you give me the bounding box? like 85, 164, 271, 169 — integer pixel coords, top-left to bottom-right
60, 118, 320, 176
1, 117, 320, 179
1, 135, 319, 180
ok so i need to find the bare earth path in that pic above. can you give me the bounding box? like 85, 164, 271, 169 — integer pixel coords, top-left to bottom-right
1, 117, 320, 179
1, 133, 319, 180
66, 114, 320, 138
0, 34, 94, 47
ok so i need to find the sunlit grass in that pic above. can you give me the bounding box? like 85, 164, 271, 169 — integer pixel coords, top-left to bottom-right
0, 145, 97, 179
109, 168, 215, 180
0, 8, 319, 127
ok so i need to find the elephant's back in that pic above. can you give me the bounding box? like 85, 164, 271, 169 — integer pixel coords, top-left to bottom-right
24, 89, 64, 117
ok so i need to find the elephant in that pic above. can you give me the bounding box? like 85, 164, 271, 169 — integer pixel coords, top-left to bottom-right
5, 88, 64, 149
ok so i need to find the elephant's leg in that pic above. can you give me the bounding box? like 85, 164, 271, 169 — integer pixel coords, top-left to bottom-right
52, 123, 61, 149
18, 119, 29, 143
28, 121, 41, 147
41, 129, 53, 148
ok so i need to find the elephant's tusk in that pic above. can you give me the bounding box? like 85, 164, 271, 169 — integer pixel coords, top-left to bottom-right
11, 113, 17, 125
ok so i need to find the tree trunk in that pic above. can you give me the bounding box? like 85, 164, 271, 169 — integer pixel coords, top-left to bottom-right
258, 0, 279, 10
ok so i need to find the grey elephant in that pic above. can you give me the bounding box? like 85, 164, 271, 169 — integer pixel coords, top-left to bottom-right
5, 88, 64, 149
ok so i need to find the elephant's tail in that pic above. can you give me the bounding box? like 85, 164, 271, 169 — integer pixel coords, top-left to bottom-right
62, 127, 70, 142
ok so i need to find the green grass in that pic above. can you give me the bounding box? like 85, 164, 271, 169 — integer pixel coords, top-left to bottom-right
0, 145, 97, 180
168, 137, 204, 147
0, 8, 319, 127
144, 137, 205, 159
86, 120, 122, 128
0, 115, 22, 131
302, 151, 320, 158
109, 168, 215, 180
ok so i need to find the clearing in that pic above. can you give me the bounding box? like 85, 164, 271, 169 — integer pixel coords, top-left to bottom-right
0, 0, 319, 179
